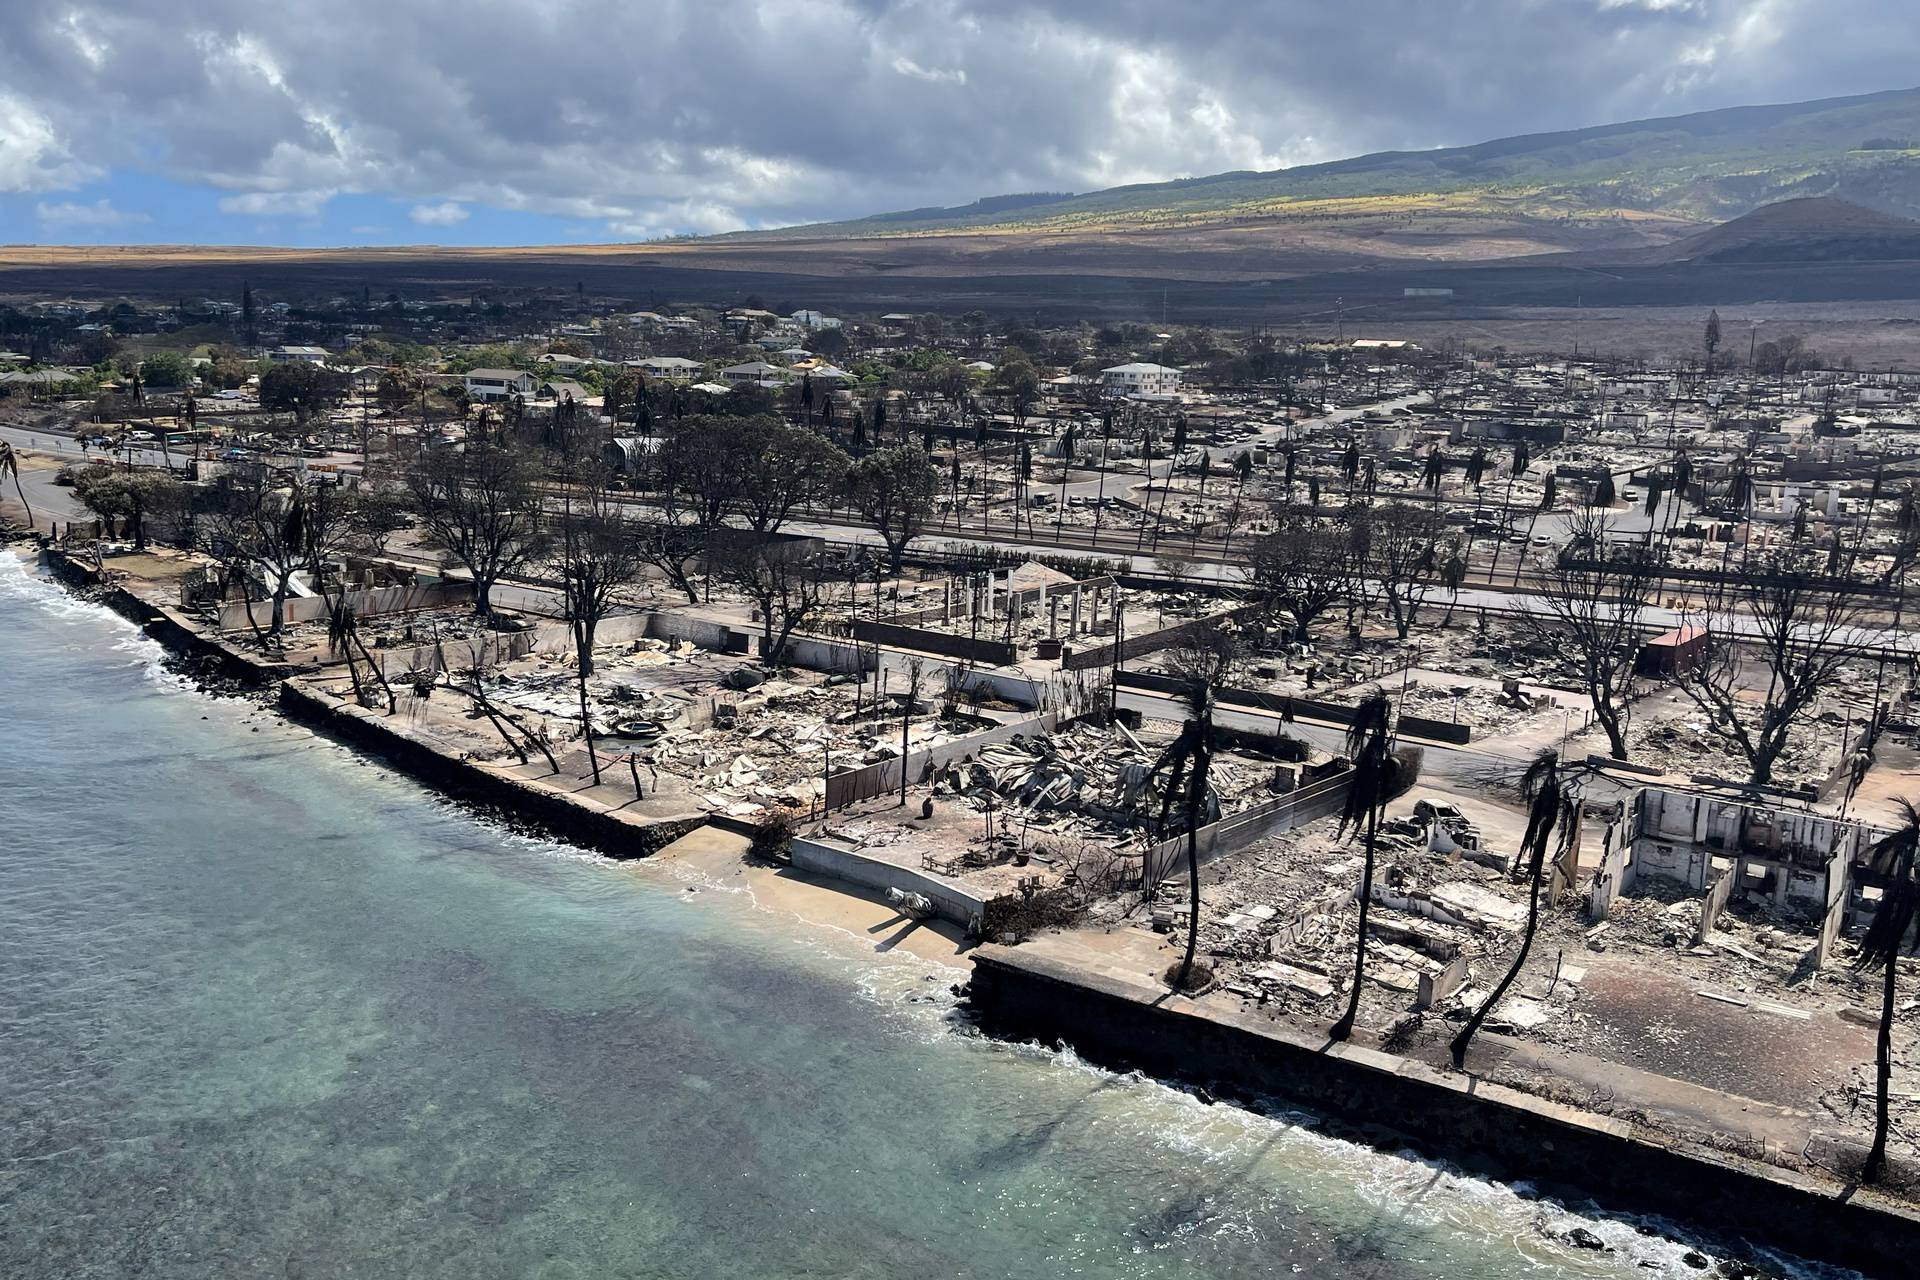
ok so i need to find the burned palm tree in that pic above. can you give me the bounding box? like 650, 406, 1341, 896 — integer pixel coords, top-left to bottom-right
325, 594, 396, 713
0, 440, 31, 528
1437, 542, 1468, 629
1853, 800, 1919, 1185
1145, 638, 1231, 993
1451, 752, 1567, 1067
1720, 454, 1755, 576
1330, 692, 1396, 1042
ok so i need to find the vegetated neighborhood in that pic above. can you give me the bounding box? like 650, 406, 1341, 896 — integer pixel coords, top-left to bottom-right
6, 280, 1920, 1214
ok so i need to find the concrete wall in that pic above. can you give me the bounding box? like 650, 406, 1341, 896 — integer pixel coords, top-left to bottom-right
852, 619, 1018, 667
368, 628, 538, 681
217, 581, 472, 632
279, 679, 701, 860
825, 711, 1064, 810
1696, 864, 1736, 940
1397, 714, 1472, 745
1062, 603, 1262, 672
1142, 771, 1352, 886
1815, 849, 1849, 969
965, 945, 1920, 1280
788, 834, 987, 930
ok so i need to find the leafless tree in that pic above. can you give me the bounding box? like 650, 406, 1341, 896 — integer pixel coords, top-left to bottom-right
1351, 502, 1443, 640
1246, 505, 1355, 643
200, 468, 377, 641
1524, 512, 1655, 760
406, 440, 547, 618
717, 537, 835, 664
1672, 544, 1873, 785
547, 460, 645, 787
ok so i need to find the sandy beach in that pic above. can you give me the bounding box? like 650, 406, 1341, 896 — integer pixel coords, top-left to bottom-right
647, 825, 973, 967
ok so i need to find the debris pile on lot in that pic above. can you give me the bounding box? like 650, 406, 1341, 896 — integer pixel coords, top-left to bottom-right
929, 721, 1314, 841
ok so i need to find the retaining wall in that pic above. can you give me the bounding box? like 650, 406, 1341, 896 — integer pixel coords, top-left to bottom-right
965, 945, 1920, 1279
216, 581, 472, 632
279, 680, 701, 860
788, 834, 987, 930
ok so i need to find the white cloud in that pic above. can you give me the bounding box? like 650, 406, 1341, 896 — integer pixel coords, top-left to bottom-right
217, 188, 334, 217
34, 198, 150, 228
608, 200, 752, 240
0, 0, 1905, 236
0, 92, 94, 193
409, 200, 469, 226
892, 56, 966, 86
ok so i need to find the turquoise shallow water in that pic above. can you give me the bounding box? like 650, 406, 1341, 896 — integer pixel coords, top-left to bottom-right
0, 554, 1838, 1279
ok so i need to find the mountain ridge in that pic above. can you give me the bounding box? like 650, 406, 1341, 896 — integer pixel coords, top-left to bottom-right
727, 85, 1920, 241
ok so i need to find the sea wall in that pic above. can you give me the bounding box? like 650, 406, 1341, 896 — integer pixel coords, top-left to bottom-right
42, 548, 282, 687
41, 547, 700, 861
966, 944, 1920, 1279
788, 834, 988, 930
279, 680, 700, 860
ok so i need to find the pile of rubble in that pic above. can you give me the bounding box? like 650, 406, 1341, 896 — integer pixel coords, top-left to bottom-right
930, 721, 1308, 842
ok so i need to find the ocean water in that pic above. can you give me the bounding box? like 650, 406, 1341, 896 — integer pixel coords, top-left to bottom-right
0, 554, 1835, 1279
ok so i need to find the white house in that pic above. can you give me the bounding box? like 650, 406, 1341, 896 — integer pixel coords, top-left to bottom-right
1100, 362, 1183, 398
790, 309, 842, 330
721, 360, 790, 386
465, 368, 537, 400
267, 345, 329, 364
632, 355, 703, 382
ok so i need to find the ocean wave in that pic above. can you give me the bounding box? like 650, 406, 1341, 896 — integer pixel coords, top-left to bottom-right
0, 553, 193, 691
971, 1029, 1852, 1278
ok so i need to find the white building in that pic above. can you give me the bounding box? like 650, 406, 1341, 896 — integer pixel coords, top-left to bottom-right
1100, 362, 1183, 398
631, 356, 703, 382
465, 368, 537, 400
721, 360, 790, 386
267, 345, 329, 364
790, 309, 842, 330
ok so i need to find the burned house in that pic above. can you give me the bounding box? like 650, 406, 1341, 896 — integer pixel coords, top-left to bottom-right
1589, 783, 1888, 965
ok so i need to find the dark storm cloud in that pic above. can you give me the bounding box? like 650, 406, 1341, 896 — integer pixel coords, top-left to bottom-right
0, 1, 1914, 234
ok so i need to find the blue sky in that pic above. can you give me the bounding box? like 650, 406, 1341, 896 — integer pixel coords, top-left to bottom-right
7, 174, 627, 248
2, 1, 1918, 248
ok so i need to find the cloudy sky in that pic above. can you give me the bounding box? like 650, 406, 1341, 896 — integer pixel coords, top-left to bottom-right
0, 0, 1914, 246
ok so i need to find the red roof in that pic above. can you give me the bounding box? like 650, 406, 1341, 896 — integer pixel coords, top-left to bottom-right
1645, 625, 1707, 648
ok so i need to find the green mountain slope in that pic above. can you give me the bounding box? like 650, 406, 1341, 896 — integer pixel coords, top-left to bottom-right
740, 86, 1920, 239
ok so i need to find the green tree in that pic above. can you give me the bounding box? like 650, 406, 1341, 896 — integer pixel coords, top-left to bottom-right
732, 418, 850, 537
139, 351, 193, 389
988, 353, 1043, 428
259, 362, 347, 430
848, 445, 938, 571
72, 466, 185, 549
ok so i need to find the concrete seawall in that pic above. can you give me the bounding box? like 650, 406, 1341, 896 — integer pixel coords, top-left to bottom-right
41, 548, 284, 688
40, 546, 700, 862
966, 943, 1920, 1278
277, 681, 700, 860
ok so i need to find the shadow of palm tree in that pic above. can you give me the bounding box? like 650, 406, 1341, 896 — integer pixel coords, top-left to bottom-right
954, 1076, 1127, 1176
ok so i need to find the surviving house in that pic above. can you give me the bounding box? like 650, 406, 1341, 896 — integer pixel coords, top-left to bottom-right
464, 368, 537, 400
